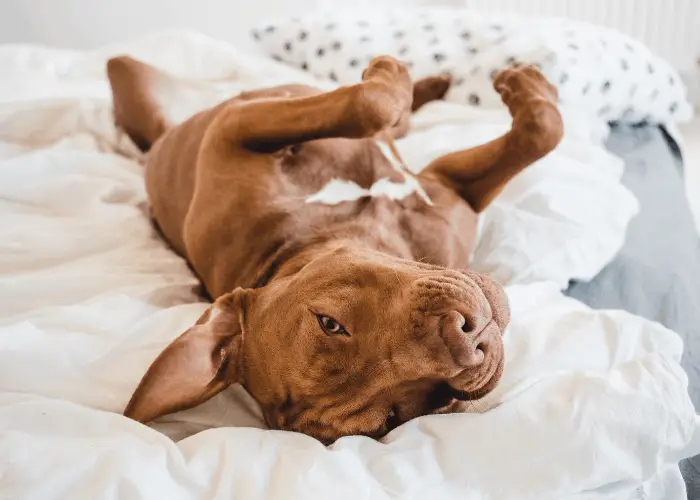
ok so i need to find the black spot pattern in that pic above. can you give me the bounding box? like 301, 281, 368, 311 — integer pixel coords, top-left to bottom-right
253, 17, 684, 126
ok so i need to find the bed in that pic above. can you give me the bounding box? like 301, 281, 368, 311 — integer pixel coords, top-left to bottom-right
0, 22, 698, 500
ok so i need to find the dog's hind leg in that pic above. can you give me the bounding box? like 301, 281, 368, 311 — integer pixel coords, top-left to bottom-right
106, 56, 230, 152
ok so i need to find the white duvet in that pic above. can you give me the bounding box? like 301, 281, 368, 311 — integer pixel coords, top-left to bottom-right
0, 31, 698, 500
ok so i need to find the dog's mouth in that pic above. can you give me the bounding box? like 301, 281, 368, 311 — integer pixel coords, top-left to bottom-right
451, 355, 504, 402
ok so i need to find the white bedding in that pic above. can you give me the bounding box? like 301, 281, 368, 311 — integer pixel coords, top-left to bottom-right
0, 30, 698, 500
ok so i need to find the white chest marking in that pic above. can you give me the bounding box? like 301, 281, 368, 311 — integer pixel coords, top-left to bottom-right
304, 178, 371, 205
304, 140, 433, 206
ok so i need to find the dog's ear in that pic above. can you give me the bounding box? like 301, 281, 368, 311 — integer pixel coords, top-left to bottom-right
123, 289, 251, 424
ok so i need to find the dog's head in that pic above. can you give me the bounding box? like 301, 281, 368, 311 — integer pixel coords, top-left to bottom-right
125, 247, 508, 443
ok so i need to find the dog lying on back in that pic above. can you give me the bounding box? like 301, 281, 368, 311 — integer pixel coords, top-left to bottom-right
107, 55, 562, 444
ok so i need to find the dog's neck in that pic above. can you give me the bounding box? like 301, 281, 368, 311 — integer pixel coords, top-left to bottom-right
254, 219, 413, 287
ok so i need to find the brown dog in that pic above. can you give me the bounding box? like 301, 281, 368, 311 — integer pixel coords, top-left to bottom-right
107, 55, 562, 444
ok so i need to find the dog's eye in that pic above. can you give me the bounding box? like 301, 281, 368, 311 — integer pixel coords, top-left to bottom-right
316, 315, 349, 336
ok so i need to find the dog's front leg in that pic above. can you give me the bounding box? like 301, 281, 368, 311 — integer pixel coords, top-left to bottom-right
210, 56, 414, 151
419, 65, 563, 212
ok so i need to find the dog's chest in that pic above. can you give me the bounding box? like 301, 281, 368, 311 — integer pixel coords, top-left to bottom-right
277, 138, 477, 268
302, 140, 432, 207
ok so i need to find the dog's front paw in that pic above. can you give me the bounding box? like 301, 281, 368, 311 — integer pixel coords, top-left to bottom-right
492, 64, 563, 154
362, 56, 412, 95
353, 56, 412, 135
493, 65, 558, 116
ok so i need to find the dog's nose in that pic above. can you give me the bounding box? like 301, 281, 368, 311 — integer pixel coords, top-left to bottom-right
439, 310, 493, 367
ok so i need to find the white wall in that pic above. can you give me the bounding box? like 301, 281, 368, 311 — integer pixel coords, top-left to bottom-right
1, 0, 697, 91
0, 0, 456, 50
465, 0, 699, 73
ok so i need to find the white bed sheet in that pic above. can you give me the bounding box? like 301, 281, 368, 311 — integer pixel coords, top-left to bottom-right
0, 30, 698, 500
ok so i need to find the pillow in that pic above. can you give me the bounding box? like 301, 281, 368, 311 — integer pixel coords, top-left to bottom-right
252, 7, 693, 125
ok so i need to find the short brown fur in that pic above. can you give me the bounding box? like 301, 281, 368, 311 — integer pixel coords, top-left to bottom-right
108, 55, 563, 443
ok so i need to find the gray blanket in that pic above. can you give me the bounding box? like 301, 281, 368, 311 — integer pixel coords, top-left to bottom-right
564, 123, 700, 497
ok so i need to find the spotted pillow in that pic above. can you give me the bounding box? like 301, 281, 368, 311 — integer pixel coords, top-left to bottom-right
252, 7, 693, 125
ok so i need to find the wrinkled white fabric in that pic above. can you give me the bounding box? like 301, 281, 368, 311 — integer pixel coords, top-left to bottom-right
0, 30, 697, 500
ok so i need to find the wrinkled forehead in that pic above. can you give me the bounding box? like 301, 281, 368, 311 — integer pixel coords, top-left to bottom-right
298, 248, 411, 288
289, 249, 413, 309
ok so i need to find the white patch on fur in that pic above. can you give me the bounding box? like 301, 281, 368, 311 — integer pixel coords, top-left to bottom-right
369, 177, 419, 200
304, 178, 370, 205
374, 140, 433, 205
207, 307, 221, 322
375, 140, 404, 173
304, 142, 434, 206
